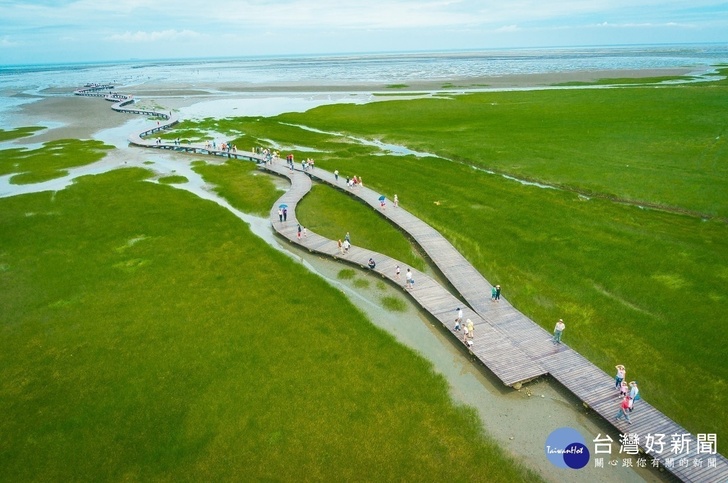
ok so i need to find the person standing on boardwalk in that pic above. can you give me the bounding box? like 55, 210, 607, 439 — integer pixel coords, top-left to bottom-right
619, 380, 629, 398
395, 265, 401, 280
628, 382, 639, 411
368, 258, 376, 270
491, 285, 498, 302
615, 364, 626, 390
495, 284, 501, 302
343, 239, 350, 253
615, 395, 632, 424
334, 170, 339, 182
394, 194, 398, 208
283, 208, 288, 222
278, 208, 283, 222
345, 232, 350, 244
453, 309, 462, 331
302, 227, 307, 238
552, 319, 565, 344
405, 268, 413, 290
297, 224, 302, 240
337, 239, 344, 254
467, 319, 474, 339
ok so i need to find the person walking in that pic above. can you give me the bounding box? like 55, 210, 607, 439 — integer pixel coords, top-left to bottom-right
467, 319, 474, 339
343, 239, 350, 253
283, 208, 288, 222
615, 395, 632, 424
278, 208, 283, 222
628, 382, 639, 412
405, 268, 413, 290
491, 285, 498, 302
395, 265, 401, 280
337, 239, 344, 254
495, 284, 501, 302
455, 307, 463, 326
334, 169, 339, 182
345, 232, 350, 244
297, 224, 302, 240
615, 364, 626, 390
394, 194, 398, 208
368, 258, 376, 270
552, 319, 565, 344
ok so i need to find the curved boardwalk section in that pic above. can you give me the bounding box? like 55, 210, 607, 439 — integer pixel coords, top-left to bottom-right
76, 86, 727, 482
262, 163, 545, 387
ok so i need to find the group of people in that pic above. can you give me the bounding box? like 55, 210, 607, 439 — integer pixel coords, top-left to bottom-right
614, 364, 641, 424
277, 207, 288, 222
253, 146, 277, 164
302, 158, 315, 171
453, 307, 475, 348
490, 284, 501, 302
337, 232, 351, 255
393, 265, 415, 290
346, 175, 363, 188
285, 154, 295, 170
296, 223, 307, 240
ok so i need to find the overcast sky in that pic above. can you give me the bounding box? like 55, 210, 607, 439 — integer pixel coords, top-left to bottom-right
1, 0, 727, 64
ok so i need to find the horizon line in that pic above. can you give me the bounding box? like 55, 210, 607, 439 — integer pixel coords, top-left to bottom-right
2, 41, 727, 69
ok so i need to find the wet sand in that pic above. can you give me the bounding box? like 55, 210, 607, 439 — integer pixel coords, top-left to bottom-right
7, 66, 695, 146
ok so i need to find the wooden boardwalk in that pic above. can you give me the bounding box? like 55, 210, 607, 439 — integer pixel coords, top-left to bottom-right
77, 86, 728, 482
293, 165, 728, 483
263, 163, 546, 386
74, 86, 261, 161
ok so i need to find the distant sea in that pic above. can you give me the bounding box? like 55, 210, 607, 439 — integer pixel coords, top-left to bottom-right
3, 43, 728, 90
1, 43, 727, 123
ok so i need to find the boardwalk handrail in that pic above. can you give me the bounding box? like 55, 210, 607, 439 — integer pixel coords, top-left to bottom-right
75, 86, 728, 483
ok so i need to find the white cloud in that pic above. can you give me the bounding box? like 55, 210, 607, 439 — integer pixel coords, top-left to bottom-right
0, 36, 20, 47
107, 29, 202, 43
495, 25, 520, 32
595, 20, 695, 29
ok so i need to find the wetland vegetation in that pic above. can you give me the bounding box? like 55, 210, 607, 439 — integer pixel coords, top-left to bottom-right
3, 71, 727, 479
177, 73, 728, 440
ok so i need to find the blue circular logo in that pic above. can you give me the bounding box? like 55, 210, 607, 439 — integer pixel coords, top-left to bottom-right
545, 427, 590, 469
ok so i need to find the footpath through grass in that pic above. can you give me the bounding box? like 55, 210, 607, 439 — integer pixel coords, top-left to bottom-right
168, 77, 728, 441
0, 166, 539, 481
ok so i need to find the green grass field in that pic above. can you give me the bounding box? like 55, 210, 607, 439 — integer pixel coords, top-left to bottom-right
4, 70, 726, 478
0, 126, 45, 141
172, 75, 728, 440
1, 163, 539, 480
0, 138, 113, 184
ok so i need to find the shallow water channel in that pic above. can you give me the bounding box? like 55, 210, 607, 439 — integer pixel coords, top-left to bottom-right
2, 109, 674, 482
